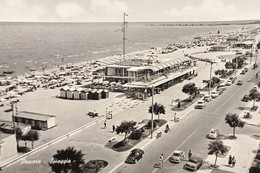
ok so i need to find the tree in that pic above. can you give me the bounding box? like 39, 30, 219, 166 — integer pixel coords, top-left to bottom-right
49, 146, 85, 173
225, 61, 236, 69
182, 83, 198, 100
116, 121, 137, 139
208, 140, 228, 167
15, 128, 23, 148
225, 113, 245, 137
24, 130, 40, 149
148, 102, 165, 120
249, 88, 260, 107
257, 41, 260, 49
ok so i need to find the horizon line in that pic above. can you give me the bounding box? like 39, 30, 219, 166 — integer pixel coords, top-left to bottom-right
0, 19, 260, 24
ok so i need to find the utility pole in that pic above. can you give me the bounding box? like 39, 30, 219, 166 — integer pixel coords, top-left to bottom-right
208, 61, 215, 95
151, 86, 154, 139
122, 13, 128, 59
11, 102, 16, 134
235, 56, 238, 76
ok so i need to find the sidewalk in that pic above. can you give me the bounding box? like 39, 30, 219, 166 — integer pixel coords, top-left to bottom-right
197, 135, 259, 173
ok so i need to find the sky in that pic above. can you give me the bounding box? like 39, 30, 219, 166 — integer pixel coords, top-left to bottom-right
0, 0, 259, 22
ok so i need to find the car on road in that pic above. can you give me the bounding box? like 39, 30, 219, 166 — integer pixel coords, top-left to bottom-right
125, 148, 144, 164
225, 80, 232, 86
217, 85, 227, 91
237, 80, 243, 85
183, 155, 203, 171
169, 150, 185, 163
195, 101, 206, 109
229, 76, 237, 83
210, 91, 219, 99
203, 95, 211, 102
244, 67, 248, 72
208, 128, 220, 139
241, 95, 250, 102
240, 70, 246, 75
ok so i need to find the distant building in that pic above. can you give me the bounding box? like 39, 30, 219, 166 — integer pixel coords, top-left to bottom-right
209, 45, 228, 51
14, 111, 56, 130
232, 41, 253, 49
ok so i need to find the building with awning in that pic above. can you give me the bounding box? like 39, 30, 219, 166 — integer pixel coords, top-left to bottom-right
104, 53, 196, 99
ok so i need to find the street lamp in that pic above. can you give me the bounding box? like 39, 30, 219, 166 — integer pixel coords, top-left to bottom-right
150, 86, 154, 139
208, 61, 214, 95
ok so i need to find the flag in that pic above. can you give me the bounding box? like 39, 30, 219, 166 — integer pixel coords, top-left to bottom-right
124, 13, 128, 16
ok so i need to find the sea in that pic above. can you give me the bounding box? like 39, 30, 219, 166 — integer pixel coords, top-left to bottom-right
0, 22, 252, 75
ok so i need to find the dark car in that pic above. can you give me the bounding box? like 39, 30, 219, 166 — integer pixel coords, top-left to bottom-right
125, 148, 144, 164
4, 107, 13, 112
183, 155, 203, 171
87, 111, 98, 117
241, 95, 250, 102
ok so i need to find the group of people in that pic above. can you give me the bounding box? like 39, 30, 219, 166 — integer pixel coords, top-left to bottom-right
228, 155, 236, 167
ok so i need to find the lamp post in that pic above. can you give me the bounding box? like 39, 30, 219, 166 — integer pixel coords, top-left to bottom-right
235, 56, 238, 76
151, 86, 154, 139
208, 61, 214, 95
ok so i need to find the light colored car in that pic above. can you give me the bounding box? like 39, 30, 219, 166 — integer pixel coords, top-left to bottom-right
183, 155, 203, 171
208, 128, 220, 139
237, 80, 243, 85
225, 80, 232, 86
203, 95, 211, 102
169, 150, 185, 163
195, 101, 206, 109
210, 91, 219, 99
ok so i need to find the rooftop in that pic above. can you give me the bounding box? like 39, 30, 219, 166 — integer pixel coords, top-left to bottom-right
15, 111, 55, 121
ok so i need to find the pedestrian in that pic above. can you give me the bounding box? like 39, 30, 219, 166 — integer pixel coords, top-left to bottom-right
159, 154, 164, 168
228, 155, 232, 166
112, 125, 115, 132
104, 120, 107, 129
231, 156, 236, 167
188, 150, 192, 159
165, 124, 170, 132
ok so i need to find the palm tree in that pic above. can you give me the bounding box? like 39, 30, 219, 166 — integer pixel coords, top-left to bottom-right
49, 146, 85, 173
208, 140, 228, 167
149, 102, 165, 120
182, 83, 198, 100
225, 113, 245, 137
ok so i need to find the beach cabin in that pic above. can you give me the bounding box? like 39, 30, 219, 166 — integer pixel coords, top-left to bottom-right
81, 88, 90, 100
67, 87, 75, 99
60, 86, 69, 98
101, 89, 109, 99
94, 89, 102, 100
74, 88, 82, 100
88, 89, 96, 100
14, 111, 56, 130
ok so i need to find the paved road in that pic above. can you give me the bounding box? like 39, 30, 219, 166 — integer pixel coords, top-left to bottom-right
113, 64, 260, 173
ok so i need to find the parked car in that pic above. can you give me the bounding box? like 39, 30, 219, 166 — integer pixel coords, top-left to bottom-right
210, 91, 219, 99
237, 80, 243, 85
244, 68, 248, 72
4, 107, 13, 112
195, 101, 206, 109
203, 95, 211, 102
183, 155, 203, 171
169, 150, 185, 163
208, 128, 220, 139
229, 76, 237, 83
240, 70, 246, 75
241, 95, 250, 102
125, 148, 144, 164
217, 85, 227, 91
225, 80, 232, 86
87, 111, 98, 117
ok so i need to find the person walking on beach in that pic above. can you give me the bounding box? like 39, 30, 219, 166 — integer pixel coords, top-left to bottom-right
228, 155, 232, 166
188, 150, 192, 159
231, 156, 236, 167
159, 154, 164, 168
104, 120, 107, 129
112, 125, 115, 132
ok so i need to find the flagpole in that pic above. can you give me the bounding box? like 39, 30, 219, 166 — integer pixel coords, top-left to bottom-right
123, 13, 127, 59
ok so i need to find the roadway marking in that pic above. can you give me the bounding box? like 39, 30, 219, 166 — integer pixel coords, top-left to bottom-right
213, 88, 240, 114
152, 129, 198, 173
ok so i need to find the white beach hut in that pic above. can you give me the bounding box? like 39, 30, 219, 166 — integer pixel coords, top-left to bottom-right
67, 87, 75, 99
60, 86, 69, 98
